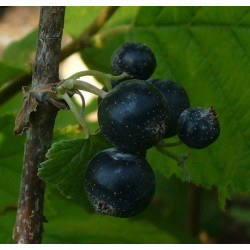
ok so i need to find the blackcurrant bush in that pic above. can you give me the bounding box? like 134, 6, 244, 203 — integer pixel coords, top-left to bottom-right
148, 78, 190, 138
98, 79, 170, 152
85, 148, 155, 218
177, 107, 220, 149
111, 42, 156, 80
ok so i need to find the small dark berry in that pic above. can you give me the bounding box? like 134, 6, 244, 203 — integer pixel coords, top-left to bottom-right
148, 78, 190, 138
111, 42, 156, 80
85, 148, 155, 218
177, 107, 220, 149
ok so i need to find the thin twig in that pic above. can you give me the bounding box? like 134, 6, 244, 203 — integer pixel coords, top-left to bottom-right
0, 6, 119, 106
0, 204, 17, 216
0, 74, 32, 106
156, 146, 191, 182
13, 7, 65, 244
60, 6, 119, 61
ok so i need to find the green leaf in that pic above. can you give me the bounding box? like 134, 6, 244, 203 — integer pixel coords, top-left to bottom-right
102, 6, 139, 30
0, 114, 25, 243
134, 6, 165, 26
0, 114, 25, 207
53, 124, 83, 142
41, 182, 179, 244
38, 133, 112, 199
2, 29, 38, 72
0, 61, 26, 87
64, 7, 103, 38
44, 215, 178, 243
229, 206, 250, 224
82, 6, 250, 208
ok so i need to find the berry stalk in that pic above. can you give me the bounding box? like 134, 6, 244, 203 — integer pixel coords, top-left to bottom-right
59, 79, 107, 98
156, 145, 191, 182
66, 70, 128, 91
57, 92, 90, 139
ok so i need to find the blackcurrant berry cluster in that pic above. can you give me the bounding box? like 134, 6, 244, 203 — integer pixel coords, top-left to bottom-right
53, 41, 220, 218
86, 43, 161, 217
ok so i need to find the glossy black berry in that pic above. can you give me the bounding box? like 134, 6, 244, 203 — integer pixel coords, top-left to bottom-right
98, 79, 170, 152
111, 42, 156, 80
85, 148, 155, 218
177, 107, 220, 149
148, 78, 190, 138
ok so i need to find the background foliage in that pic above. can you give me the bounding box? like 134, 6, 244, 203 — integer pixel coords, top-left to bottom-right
0, 6, 249, 243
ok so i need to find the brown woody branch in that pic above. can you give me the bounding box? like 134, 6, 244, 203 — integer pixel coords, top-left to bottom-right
0, 6, 119, 106
13, 7, 65, 244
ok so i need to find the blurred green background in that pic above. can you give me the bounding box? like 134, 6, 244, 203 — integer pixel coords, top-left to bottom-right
0, 6, 249, 243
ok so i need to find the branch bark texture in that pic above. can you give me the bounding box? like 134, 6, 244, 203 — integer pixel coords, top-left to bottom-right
0, 6, 119, 106
13, 7, 65, 244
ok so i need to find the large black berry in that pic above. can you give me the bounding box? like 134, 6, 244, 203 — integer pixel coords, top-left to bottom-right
85, 148, 155, 218
177, 107, 220, 149
98, 79, 170, 152
111, 42, 156, 80
148, 79, 190, 138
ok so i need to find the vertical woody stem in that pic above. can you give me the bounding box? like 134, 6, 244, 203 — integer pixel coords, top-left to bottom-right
13, 7, 65, 244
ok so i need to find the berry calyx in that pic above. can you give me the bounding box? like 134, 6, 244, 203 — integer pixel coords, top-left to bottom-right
177, 107, 220, 149
111, 42, 156, 80
85, 148, 155, 218
98, 79, 170, 152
